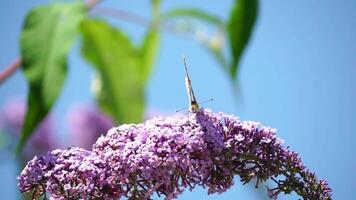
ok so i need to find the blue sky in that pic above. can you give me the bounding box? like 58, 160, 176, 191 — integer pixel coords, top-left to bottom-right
1, 0, 355, 199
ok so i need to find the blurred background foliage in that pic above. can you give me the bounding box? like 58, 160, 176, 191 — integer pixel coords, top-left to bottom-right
1, 0, 355, 199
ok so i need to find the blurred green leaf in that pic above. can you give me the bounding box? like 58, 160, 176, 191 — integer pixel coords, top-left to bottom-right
227, 0, 258, 80
151, 0, 161, 15
209, 49, 228, 70
139, 26, 160, 83
162, 7, 228, 72
138, 0, 161, 83
0, 130, 8, 149
80, 19, 145, 124
17, 2, 86, 154
162, 8, 224, 28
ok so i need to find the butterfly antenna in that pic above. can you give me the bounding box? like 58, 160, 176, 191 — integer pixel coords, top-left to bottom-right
199, 98, 214, 105
175, 106, 188, 113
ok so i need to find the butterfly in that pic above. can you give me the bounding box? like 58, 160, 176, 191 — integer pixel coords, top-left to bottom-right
182, 56, 200, 113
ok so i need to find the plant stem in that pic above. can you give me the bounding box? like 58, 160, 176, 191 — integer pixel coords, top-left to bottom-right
85, 0, 103, 9
0, 58, 21, 84
90, 7, 196, 41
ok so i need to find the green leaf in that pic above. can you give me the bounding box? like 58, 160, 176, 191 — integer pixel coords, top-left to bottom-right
227, 0, 258, 80
162, 8, 224, 28
151, 0, 161, 16
16, 2, 86, 154
162, 8, 229, 75
137, 0, 161, 83
0, 130, 8, 149
139, 26, 160, 83
209, 49, 229, 71
80, 19, 145, 124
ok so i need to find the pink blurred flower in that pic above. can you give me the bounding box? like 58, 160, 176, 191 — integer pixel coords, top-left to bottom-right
0, 99, 57, 160
68, 105, 114, 150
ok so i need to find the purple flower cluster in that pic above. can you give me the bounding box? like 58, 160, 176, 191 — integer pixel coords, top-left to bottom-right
18, 109, 332, 199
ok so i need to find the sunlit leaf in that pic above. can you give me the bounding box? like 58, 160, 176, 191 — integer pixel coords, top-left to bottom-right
137, 0, 161, 83
227, 0, 258, 80
139, 26, 160, 83
17, 2, 86, 154
162, 8, 224, 28
80, 19, 145, 124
